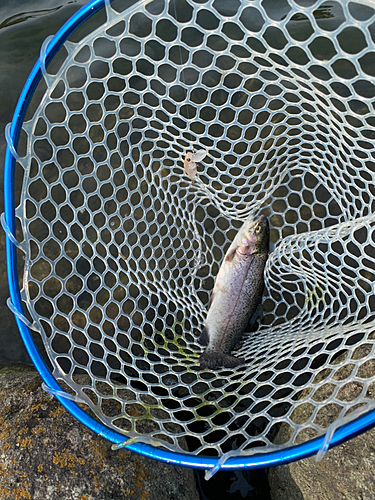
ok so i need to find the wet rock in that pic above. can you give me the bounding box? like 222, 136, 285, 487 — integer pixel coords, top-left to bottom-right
0, 364, 200, 500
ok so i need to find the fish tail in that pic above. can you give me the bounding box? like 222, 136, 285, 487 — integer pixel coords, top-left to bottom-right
199, 351, 245, 370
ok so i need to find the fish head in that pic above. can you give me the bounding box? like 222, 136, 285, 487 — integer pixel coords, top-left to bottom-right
238, 214, 269, 255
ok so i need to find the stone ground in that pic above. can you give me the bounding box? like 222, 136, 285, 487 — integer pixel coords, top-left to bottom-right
269, 426, 375, 500
2, 362, 375, 500
269, 352, 375, 500
0, 364, 200, 500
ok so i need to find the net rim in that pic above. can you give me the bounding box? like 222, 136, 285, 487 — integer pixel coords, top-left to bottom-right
4, 0, 375, 470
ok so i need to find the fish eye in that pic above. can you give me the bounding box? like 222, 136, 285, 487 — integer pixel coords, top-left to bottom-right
255, 225, 262, 233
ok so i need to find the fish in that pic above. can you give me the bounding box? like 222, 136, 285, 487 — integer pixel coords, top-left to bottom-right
184, 150, 206, 182
199, 214, 269, 370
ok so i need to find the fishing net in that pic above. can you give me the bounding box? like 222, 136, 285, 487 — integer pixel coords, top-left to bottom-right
4, 0, 375, 471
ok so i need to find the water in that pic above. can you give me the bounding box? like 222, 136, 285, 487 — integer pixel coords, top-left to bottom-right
195, 468, 271, 499
0, 0, 86, 364
0, 0, 273, 496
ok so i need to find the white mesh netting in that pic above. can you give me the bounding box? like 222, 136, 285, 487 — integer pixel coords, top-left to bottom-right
10, 0, 375, 460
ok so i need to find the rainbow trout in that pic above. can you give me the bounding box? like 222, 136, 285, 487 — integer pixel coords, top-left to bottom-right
199, 214, 269, 369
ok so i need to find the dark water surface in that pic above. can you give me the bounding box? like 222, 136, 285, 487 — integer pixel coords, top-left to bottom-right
0, 0, 86, 364
195, 467, 271, 499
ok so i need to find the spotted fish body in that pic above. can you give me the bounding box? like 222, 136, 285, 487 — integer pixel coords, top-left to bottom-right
199, 214, 269, 370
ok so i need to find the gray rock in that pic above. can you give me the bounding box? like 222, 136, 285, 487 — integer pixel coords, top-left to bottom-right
268, 350, 375, 500
0, 364, 200, 500
269, 427, 375, 500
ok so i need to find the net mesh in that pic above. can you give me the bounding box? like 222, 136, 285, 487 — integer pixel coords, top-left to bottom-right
11, 0, 375, 459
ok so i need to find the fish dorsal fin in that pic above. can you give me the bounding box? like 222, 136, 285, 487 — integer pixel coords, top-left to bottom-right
199, 326, 209, 346
225, 248, 237, 262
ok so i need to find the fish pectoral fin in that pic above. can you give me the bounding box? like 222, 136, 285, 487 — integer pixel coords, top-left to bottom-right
199, 351, 245, 370
225, 248, 237, 262
198, 326, 210, 346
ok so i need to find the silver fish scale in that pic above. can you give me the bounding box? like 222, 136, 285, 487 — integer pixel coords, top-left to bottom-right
12, 0, 375, 459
